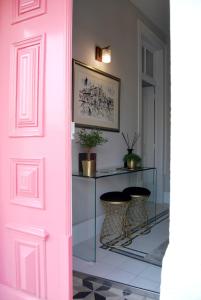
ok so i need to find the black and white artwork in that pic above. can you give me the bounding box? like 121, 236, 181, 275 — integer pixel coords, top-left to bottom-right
73, 60, 120, 131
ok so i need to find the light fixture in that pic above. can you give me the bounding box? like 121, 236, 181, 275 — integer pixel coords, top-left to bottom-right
95, 46, 111, 63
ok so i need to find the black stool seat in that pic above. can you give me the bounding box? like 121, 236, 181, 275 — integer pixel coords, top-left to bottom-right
123, 187, 151, 197
100, 191, 131, 202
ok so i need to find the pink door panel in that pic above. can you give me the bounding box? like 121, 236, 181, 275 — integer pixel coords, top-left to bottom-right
0, 0, 72, 299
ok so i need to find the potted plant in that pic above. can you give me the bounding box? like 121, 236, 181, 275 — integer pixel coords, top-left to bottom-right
123, 152, 141, 170
122, 132, 141, 169
77, 129, 108, 176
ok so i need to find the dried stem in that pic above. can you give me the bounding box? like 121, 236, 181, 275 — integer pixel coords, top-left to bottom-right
131, 132, 139, 149
122, 132, 129, 148
122, 131, 140, 150
127, 133, 130, 149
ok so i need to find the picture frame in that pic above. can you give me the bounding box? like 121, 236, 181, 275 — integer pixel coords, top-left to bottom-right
73, 59, 120, 132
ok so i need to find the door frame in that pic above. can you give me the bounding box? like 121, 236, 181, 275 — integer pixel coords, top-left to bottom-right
137, 20, 170, 204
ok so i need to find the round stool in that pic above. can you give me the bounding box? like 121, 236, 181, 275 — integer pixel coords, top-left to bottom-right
100, 191, 131, 245
123, 187, 151, 233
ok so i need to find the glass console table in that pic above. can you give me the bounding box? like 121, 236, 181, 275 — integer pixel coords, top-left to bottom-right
72, 167, 157, 262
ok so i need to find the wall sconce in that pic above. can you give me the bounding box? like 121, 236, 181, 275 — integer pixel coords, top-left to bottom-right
95, 46, 111, 63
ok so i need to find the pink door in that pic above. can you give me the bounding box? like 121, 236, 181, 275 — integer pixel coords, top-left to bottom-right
0, 0, 72, 299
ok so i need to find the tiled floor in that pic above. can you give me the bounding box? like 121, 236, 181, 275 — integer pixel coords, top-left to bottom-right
104, 215, 169, 267
73, 211, 168, 294
73, 245, 162, 292
73, 271, 160, 299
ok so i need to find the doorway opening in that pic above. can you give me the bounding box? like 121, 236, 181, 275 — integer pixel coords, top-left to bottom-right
142, 82, 156, 169
72, 0, 170, 297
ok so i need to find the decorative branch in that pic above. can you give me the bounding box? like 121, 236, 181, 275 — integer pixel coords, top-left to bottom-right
127, 133, 130, 149
131, 132, 140, 149
121, 132, 129, 148
122, 131, 140, 150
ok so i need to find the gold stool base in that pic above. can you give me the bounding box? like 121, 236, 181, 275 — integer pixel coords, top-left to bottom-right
100, 200, 130, 246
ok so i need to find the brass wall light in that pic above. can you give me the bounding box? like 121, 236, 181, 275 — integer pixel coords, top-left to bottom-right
95, 46, 111, 63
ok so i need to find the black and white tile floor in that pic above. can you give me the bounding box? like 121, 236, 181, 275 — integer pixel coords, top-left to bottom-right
73, 271, 159, 300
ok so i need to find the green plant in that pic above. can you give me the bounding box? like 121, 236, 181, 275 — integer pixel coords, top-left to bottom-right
77, 129, 108, 160
123, 152, 141, 163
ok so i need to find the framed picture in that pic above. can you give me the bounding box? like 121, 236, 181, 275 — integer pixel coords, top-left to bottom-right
73, 59, 120, 132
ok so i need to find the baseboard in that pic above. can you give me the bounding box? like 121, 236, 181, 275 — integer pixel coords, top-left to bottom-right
73, 215, 104, 246
0, 284, 38, 300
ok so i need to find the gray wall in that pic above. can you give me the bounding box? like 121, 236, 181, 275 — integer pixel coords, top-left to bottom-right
72, 0, 169, 225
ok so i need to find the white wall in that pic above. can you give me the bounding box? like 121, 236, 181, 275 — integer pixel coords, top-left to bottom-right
72, 0, 169, 226
73, 0, 139, 172
72, 0, 167, 172
160, 1, 201, 299
130, 0, 170, 37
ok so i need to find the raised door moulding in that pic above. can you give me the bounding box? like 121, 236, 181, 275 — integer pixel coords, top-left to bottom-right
6, 224, 49, 239
12, 0, 47, 24
9, 34, 45, 137
6, 224, 48, 298
10, 158, 45, 209
15, 241, 41, 297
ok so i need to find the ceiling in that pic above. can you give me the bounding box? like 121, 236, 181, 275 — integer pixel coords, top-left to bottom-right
130, 0, 170, 36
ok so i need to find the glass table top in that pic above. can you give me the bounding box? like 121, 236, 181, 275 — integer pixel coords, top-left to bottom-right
72, 166, 156, 179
